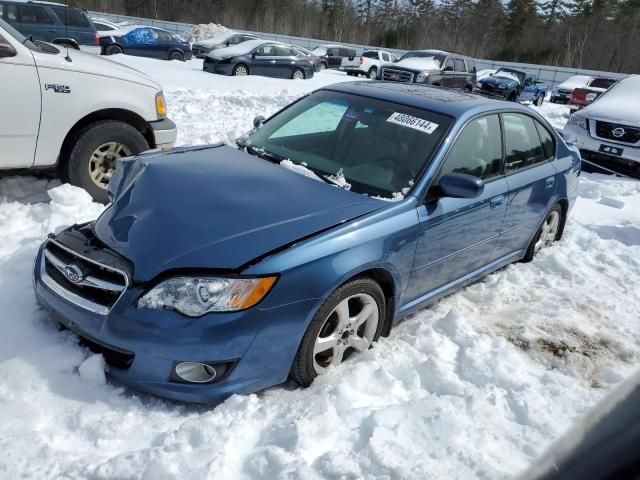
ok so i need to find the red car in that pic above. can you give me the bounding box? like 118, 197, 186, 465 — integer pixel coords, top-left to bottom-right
568, 77, 618, 113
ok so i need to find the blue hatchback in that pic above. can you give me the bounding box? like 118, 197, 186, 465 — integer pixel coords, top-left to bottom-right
100, 26, 192, 61
33, 83, 580, 404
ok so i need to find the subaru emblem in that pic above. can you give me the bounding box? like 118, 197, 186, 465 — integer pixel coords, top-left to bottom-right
612, 127, 625, 138
63, 264, 84, 284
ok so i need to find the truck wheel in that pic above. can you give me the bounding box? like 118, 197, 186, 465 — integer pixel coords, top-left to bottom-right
535, 94, 545, 106
368, 67, 377, 79
64, 120, 149, 203
169, 51, 184, 61
105, 45, 123, 55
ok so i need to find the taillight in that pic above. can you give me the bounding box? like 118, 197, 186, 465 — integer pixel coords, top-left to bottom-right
94, 32, 99, 45
359, 57, 363, 65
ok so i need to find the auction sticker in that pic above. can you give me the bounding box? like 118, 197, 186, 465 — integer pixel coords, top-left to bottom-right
387, 112, 439, 134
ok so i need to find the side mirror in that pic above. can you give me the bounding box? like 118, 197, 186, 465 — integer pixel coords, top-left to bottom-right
253, 115, 266, 128
443, 65, 453, 72
439, 173, 484, 199
0, 43, 17, 58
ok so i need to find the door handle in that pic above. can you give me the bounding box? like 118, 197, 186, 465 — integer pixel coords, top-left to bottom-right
270, 60, 276, 63
545, 177, 555, 189
490, 195, 504, 209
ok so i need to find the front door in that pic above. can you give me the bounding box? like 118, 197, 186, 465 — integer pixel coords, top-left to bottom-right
251, 44, 277, 76
406, 114, 507, 304
0, 32, 41, 168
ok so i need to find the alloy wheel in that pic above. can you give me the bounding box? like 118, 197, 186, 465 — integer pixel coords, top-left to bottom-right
534, 210, 560, 253
312, 293, 379, 374
234, 65, 248, 76
368, 69, 377, 79
88, 142, 132, 190
293, 69, 305, 80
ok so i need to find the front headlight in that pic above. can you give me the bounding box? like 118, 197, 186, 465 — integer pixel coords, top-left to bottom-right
155, 91, 167, 119
138, 276, 277, 317
569, 113, 588, 130
416, 72, 428, 82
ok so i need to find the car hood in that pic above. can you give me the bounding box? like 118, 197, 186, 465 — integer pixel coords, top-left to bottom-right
95, 145, 386, 281
31, 47, 160, 90
480, 75, 519, 88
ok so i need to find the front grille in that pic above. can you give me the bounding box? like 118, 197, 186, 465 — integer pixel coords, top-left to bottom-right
557, 88, 572, 95
41, 239, 128, 315
595, 121, 640, 144
381, 68, 414, 83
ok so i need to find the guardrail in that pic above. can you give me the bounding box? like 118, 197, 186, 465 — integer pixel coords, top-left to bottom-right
89, 11, 629, 89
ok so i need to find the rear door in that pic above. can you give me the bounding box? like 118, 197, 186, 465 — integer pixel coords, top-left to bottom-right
0, 30, 41, 168
407, 114, 507, 302
441, 57, 455, 88
16, 4, 59, 42
274, 45, 297, 78
48, 6, 95, 46
493, 113, 558, 258
155, 30, 175, 59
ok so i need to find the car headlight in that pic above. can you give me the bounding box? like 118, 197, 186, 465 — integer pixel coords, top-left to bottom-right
155, 91, 167, 119
416, 72, 428, 82
569, 113, 588, 130
138, 276, 277, 317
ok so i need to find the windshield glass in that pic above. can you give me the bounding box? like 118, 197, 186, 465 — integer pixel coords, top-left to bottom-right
399, 51, 445, 67
241, 91, 452, 198
494, 68, 525, 83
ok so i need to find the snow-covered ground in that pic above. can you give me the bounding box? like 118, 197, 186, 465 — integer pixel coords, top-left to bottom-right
1, 56, 639, 480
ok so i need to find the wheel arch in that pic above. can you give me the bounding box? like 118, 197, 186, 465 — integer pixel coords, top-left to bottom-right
556, 197, 569, 239
59, 108, 154, 166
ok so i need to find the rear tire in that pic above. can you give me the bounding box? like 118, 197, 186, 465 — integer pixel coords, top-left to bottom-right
320, 62, 327, 70
63, 120, 149, 203
233, 63, 249, 76
368, 67, 377, 79
292, 68, 305, 80
105, 45, 123, 56
290, 278, 386, 387
522, 204, 563, 262
169, 51, 184, 61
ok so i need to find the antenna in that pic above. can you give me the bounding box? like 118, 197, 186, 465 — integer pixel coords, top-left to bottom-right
64, 2, 71, 62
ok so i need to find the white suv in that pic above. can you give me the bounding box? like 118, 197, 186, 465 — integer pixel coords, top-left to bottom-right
343, 49, 398, 79
564, 75, 640, 177
0, 18, 177, 202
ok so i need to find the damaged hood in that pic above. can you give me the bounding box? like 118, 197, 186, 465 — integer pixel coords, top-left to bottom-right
95, 145, 385, 281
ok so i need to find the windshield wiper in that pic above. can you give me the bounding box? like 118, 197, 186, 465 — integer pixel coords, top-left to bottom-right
242, 144, 285, 164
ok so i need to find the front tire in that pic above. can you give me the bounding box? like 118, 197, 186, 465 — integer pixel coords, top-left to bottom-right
522, 204, 563, 262
233, 63, 249, 76
105, 45, 123, 55
63, 120, 149, 203
290, 278, 386, 387
535, 93, 545, 106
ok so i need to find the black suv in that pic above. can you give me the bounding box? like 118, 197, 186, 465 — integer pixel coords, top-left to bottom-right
379, 49, 476, 91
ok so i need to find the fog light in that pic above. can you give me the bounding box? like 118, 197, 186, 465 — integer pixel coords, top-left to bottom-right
174, 362, 217, 383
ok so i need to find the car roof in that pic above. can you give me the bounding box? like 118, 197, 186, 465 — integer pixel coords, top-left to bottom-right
321, 81, 518, 118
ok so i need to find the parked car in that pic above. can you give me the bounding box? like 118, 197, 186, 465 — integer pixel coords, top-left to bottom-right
342, 49, 399, 79
550, 75, 592, 103
0, 0, 98, 48
0, 17, 177, 202
91, 17, 119, 32
191, 32, 258, 59
568, 77, 618, 113
100, 26, 192, 61
476, 68, 549, 105
311, 44, 357, 70
564, 75, 640, 177
379, 49, 477, 91
33, 81, 579, 404
203, 39, 315, 79
291, 44, 322, 72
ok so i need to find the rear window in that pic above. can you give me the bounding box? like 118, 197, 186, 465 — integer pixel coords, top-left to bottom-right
50, 6, 90, 27
589, 78, 617, 89
19, 5, 53, 24
362, 51, 378, 59
0, 4, 18, 21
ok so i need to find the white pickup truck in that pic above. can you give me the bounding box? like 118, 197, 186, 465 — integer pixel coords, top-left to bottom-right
0, 17, 176, 202
342, 49, 399, 79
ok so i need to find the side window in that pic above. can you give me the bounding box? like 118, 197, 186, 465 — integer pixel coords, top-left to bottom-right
454, 59, 466, 72
328, 47, 339, 56
271, 100, 348, 138
4, 4, 18, 21
439, 115, 503, 180
467, 59, 477, 74
444, 58, 454, 71
275, 46, 294, 56
255, 45, 275, 56
503, 113, 547, 172
156, 31, 173, 42
535, 120, 555, 159
50, 7, 90, 27
382, 52, 390, 61
19, 5, 53, 24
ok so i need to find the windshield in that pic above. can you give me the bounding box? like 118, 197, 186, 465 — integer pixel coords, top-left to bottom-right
399, 51, 445, 67
240, 91, 452, 198
494, 68, 525, 83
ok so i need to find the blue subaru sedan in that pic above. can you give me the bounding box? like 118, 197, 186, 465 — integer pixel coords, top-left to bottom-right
33, 83, 580, 403
100, 26, 192, 61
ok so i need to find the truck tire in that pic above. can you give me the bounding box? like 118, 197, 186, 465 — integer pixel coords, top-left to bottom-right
64, 120, 149, 203
368, 67, 377, 79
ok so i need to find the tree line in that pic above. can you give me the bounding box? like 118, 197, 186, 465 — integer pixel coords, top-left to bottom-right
75, 0, 640, 73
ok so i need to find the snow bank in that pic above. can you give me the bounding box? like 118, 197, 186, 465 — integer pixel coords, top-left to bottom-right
185, 23, 233, 43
